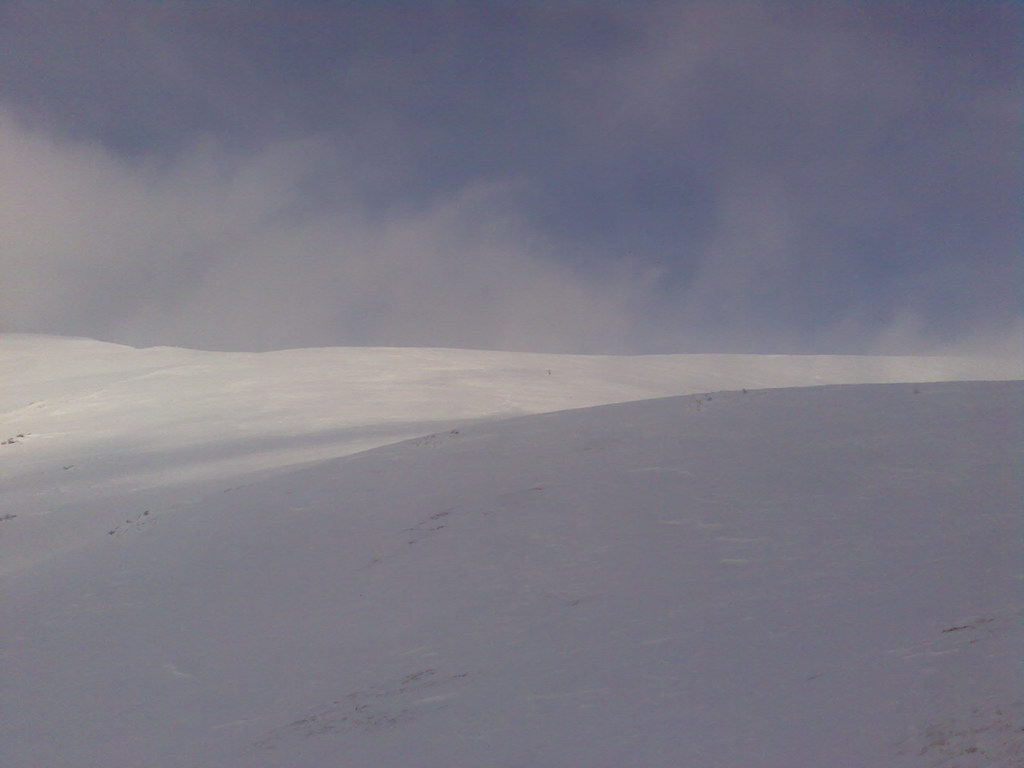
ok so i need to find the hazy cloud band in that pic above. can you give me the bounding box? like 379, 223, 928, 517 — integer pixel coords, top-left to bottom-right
1, 1, 1019, 356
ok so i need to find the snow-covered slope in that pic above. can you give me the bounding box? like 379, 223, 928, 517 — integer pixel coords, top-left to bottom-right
4, 334, 1020, 571
3, 378, 1021, 767
4, 334, 1020, 504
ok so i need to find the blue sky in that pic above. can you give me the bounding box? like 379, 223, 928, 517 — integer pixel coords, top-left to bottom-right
1, 1, 1019, 355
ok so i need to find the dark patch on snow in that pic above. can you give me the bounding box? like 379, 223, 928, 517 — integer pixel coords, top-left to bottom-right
253, 669, 471, 750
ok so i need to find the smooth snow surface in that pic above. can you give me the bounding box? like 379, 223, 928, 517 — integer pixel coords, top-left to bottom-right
2, 335, 1022, 766
3, 333, 1020, 570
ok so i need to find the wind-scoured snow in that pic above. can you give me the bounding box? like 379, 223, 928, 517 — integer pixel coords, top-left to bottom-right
2, 348, 1024, 765
2, 336, 1021, 766
4, 334, 1020, 572
3, 335, 1020, 510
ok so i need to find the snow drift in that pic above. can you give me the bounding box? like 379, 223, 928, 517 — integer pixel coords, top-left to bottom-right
2, 364, 1020, 766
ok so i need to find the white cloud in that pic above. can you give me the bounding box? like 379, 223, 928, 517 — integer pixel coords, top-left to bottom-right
0, 109, 652, 353
1, 2, 1018, 357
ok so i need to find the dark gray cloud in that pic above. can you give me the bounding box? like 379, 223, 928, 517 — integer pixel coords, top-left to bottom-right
1, 1, 1019, 355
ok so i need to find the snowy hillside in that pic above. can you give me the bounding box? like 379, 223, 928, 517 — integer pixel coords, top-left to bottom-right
2, 342, 1021, 766
3, 333, 1020, 572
